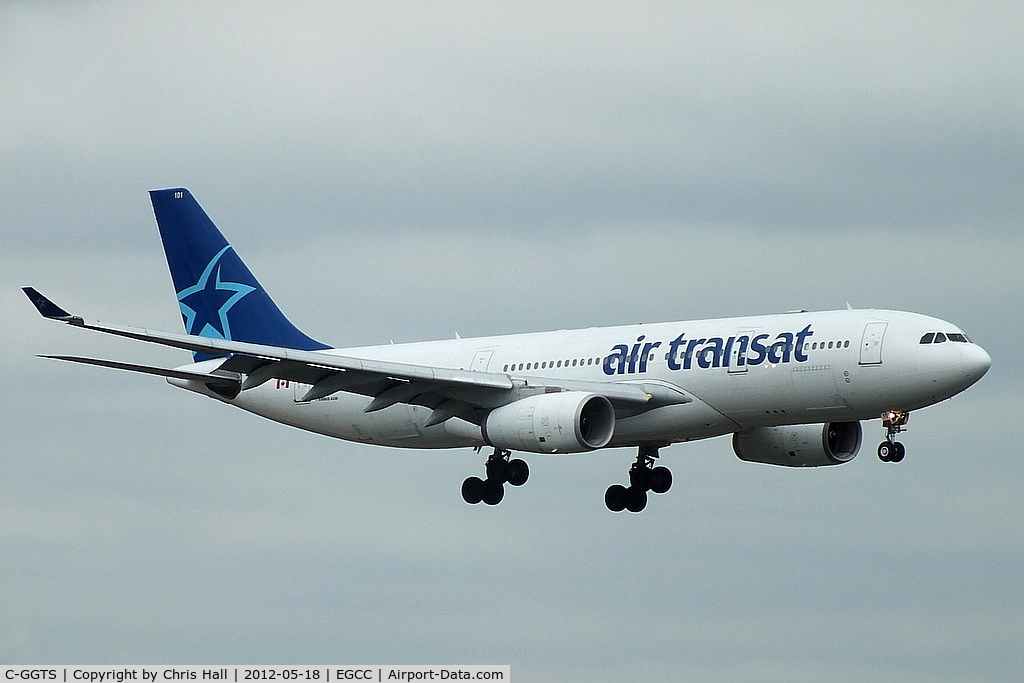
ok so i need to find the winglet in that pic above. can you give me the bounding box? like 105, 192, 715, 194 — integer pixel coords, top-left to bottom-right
22, 287, 83, 323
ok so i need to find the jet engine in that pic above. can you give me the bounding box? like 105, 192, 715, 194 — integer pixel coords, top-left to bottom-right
483, 391, 615, 454
732, 421, 862, 467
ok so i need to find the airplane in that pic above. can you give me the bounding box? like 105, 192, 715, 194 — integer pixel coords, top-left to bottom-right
23, 188, 992, 513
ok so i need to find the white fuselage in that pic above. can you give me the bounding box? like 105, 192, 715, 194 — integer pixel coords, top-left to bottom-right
172, 309, 991, 452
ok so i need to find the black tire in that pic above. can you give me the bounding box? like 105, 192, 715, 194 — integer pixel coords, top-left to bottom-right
482, 479, 505, 505
462, 476, 484, 504
650, 466, 672, 494
507, 458, 530, 486
625, 486, 648, 513
605, 484, 627, 512
877, 442, 893, 462
890, 441, 906, 463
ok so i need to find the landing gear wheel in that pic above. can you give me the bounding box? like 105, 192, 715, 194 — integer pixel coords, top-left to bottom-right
481, 479, 505, 505
625, 487, 648, 513
877, 442, 894, 462
878, 441, 906, 462
649, 466, 672, 494
605, 484, 627, 512
890, 441, 906, 463
507, 458, 529, 486
462, 476, 485, 504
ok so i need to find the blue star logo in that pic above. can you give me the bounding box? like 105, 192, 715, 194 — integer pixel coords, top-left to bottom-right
177, 246, 256, 340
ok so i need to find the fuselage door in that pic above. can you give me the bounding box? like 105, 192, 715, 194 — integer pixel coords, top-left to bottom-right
859, 321, 888, 365
471, 350, 494, 372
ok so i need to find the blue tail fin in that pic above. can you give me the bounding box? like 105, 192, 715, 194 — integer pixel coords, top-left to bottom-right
150, 188, 330, 361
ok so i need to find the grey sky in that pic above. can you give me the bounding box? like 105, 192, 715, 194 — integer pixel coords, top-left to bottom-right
2, 3, 1021, 680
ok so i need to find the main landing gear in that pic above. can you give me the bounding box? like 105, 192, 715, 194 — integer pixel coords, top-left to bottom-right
877, 410, 909, 463
605, 445, 672, 513
461, 448, 529, 506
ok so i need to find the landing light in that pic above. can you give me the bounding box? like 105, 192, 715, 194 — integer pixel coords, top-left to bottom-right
882, 410, 909, 428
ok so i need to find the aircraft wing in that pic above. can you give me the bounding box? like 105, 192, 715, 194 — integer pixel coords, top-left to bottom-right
24, 288, 685, 425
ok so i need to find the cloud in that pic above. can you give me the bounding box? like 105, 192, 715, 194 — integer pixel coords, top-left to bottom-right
3, 2, 1022, 245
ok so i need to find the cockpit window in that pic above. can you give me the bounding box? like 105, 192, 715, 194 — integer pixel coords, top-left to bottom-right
921, 331, 972, 344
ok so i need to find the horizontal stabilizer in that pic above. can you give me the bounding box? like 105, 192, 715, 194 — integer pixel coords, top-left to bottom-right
38, 355, 241, 387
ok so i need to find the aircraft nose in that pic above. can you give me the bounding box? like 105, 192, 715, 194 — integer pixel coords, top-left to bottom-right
962, 343, 992, 385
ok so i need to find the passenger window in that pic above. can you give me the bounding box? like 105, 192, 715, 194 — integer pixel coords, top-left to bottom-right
920, 333, 935, 344
844, 340, 850, 348
934, 332, 947, 343
828, 341, 834, 349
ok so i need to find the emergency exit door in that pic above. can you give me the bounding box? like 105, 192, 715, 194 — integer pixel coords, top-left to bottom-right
471, 350, 493, 372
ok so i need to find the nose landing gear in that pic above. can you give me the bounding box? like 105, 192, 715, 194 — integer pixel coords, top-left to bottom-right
877, 410, 909, 462
605, 445, 672, 513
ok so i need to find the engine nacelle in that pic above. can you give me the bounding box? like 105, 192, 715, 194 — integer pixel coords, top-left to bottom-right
733, 421, 862, 467
483, 391, 615, 454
